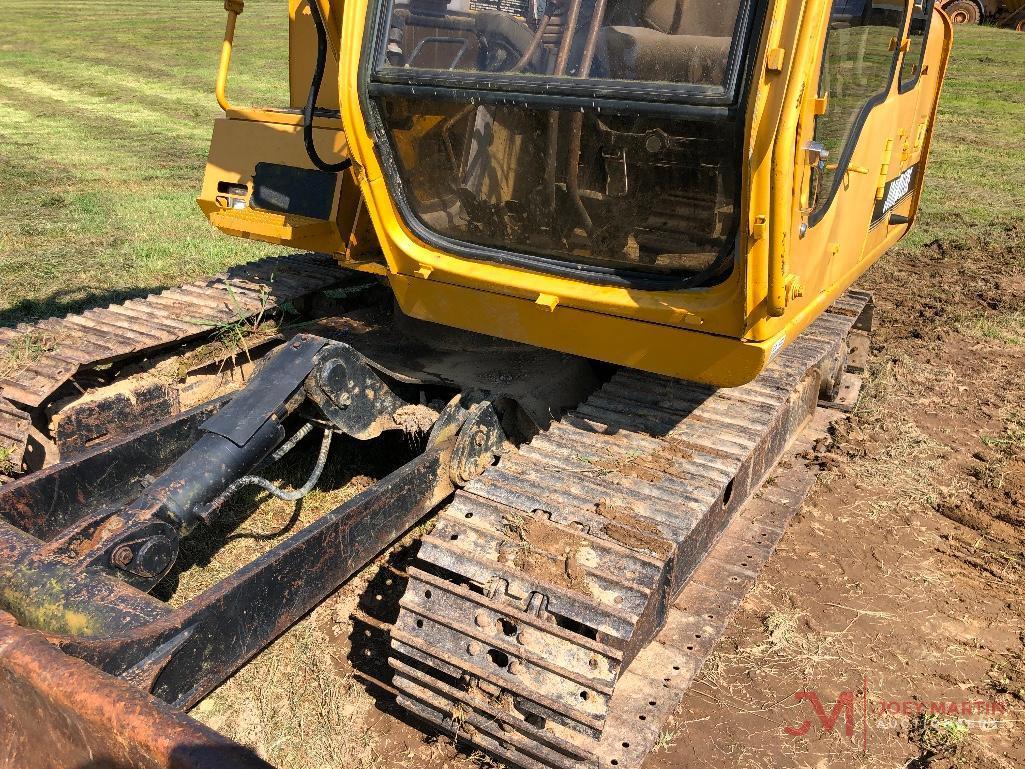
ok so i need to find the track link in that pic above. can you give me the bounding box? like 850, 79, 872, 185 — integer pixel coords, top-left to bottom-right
388, 291, 872, 769
0, 253, 347, 473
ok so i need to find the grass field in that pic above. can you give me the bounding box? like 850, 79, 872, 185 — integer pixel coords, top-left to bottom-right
903, 23, 1025, 247
0, 0, 291, 325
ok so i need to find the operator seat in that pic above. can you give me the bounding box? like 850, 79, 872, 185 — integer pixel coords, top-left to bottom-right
599, 0, 739, 85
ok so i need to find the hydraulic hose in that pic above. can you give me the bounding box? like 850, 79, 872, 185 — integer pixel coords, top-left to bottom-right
509, 12, 552, 73
202, 426, 334, 518
304, 0, 352, 173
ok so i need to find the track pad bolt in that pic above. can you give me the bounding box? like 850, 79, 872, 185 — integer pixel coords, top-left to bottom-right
467, 642, 482, 655
110, 545, 134, 568
508, 660, 523, 675
474, 610, 490, 629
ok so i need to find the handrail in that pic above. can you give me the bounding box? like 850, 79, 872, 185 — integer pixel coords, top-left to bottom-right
214, 0, 342, 129
767, 0, 827, 317
216, 0, 245, 114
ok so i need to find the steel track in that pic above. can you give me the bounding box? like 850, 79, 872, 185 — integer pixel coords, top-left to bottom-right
0, 253, 347, 473
387, 291, 873, 769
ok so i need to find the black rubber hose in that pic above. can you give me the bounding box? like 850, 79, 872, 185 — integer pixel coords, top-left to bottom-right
202, 427, 333, 518
304, 0, 351, 173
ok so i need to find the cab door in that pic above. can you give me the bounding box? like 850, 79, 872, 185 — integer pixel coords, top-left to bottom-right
860, 0, 950, 259
794, 0, 950, 294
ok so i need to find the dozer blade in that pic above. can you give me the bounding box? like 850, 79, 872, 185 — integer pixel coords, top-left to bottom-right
385, 291, 873, 769
0, 615, 271, 769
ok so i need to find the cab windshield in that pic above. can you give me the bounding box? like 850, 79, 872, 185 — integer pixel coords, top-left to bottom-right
366, 0, 752, 281
375, 0, 748, 91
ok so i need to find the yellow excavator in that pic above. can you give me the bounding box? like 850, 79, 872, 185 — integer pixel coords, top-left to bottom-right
0, 1, 949, 767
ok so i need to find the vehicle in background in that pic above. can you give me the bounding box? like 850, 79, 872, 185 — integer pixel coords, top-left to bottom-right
940, 0, 1025, 28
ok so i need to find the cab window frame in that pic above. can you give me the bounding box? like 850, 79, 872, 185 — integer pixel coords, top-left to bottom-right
898, 0, 934, 94
355, 0, 770, 288
808, 0, 912, 227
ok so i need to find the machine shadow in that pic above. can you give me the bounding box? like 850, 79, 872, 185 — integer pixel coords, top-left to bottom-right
71, 742, 273, 769
0, 257, 300, 328
346, 539, 465, 748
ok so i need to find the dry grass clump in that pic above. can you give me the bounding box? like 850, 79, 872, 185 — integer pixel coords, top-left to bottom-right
173, 432, 419, 767
192, 596, 380, 769
0, 331, 56, 379
161, 433, 390, 607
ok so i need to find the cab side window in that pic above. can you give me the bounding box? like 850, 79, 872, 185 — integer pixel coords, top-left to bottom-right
900, 0, 934, 89
811, 0, 907, 212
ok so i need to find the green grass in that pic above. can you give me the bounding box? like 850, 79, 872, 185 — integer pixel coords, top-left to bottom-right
907, 25, 1025, 247
960, 308, 1025, 346
0, 0, 290, 325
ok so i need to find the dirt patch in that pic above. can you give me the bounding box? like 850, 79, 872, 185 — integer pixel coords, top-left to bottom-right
862, 220, 1025, 349
596, 499, 673, 557
650, 221, 1025, 769
988, 639, 1025, 703
393, 404, 440, 437
934, 451, 1025, 584
588, 438, 694, 483
499, 511, 591, 594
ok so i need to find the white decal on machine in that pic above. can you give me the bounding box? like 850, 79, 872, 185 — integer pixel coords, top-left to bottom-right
883, 166, 915, 212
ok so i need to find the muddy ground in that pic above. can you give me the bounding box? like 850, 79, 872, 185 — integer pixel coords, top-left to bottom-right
192, 220, 1025, 769
651, 225, 1025, 768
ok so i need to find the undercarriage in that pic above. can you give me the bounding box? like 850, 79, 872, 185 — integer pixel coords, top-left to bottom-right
0, 254, 872, 769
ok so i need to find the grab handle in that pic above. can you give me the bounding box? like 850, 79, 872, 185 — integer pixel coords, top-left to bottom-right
216, 0, 245, 114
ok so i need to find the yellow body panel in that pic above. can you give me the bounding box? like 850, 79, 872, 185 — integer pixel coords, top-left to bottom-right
198, 0, 952, 386
199, 117, 352, 254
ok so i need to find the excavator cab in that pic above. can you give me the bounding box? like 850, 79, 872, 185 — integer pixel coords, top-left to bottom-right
200, 0, 950, 386
201, 0, 951, 385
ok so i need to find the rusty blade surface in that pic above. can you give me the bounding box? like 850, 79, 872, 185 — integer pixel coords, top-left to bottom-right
0, 614, 271, 769
388, 292, 871, 769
